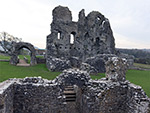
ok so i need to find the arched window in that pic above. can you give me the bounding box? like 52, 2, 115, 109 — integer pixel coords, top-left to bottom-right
70, 32, 76, 44
57, 32, 61, 39
70, 34, 74, 44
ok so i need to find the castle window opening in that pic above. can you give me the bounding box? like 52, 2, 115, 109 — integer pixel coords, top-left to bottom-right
95, 37, 100, 46
70, 33, 75, 44
0, 104, 4, 110
57, 32, 61, 39
96, 37, 100, 42
97, 17, 101, 21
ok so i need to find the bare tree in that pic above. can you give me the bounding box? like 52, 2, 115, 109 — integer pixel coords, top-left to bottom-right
0, 32, 22, 55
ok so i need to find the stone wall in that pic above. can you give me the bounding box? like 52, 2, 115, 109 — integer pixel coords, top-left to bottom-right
36, 57, 46, 64
0, 80, 14, 113
10, 42, 37, 66
13, 79, 65, 113
46, 6, 116, 73
0, 57, 149, 113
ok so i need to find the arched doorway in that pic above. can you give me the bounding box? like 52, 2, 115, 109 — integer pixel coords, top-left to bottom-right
10, 42, 37, 66
17, 47, 31, 66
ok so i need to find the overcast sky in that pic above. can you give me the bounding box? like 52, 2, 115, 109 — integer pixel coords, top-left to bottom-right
0, 0, 150, 49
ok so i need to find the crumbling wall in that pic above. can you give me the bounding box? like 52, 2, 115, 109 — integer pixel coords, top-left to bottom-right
10, 42, 37, 66
0, 80, 15, 113
46, 6, 116, 73
0, 57, 149, 113
13, 78, 65, 113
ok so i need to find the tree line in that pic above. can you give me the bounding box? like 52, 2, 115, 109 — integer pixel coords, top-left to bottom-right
0, 32, 22, 55
117, 48, 150, 65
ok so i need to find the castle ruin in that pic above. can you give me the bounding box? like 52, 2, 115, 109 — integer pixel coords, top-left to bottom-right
0, 6, 149, 113
46, 6, 117, 73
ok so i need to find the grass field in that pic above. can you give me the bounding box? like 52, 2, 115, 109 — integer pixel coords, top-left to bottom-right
0, 55, 150, 97
0, 55, 10, 60
0, 62, 61, 82
126, 70, 150, 97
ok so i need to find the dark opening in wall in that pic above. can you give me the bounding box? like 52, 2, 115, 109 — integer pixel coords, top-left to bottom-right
96, 37, 100, 41
96, 37, 100, 46
0, 104, 4, 110
57, 32, 61, 39
85, 32, 89, 38
97, 51, 100, 54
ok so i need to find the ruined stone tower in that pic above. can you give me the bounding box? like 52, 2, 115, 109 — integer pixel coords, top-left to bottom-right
46, 6, 116, 73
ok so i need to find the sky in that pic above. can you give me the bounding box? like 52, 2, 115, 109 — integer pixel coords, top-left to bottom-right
0, 0, 150, 49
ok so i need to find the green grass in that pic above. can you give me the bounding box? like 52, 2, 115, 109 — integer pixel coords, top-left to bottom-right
0, 55, 10, 60
126, 70, 150, 97
18, 55, 31, 63
0, 60, 150, 97
90, 73, 105, 80
36, 55, 44, 58
134, 63, 150, 69
0, 62, 61, 82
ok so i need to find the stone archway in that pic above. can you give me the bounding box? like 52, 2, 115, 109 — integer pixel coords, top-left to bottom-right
10, 42, 37, 66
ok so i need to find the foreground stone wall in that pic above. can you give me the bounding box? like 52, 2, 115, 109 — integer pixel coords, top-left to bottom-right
0, 57, 149, 113
46, 6, 117, 73
0, 80, 14, 113
13, 79, 65, 113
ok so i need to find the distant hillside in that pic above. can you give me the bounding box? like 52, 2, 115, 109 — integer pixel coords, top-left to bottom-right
142, 49, 150, 53
117, 48, 150, 59
117, 48, 150, 64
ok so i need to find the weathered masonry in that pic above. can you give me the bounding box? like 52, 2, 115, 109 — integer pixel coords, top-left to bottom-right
0, 57, 150, 113
46, 6, 117, 73
10, 42, 37, 65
